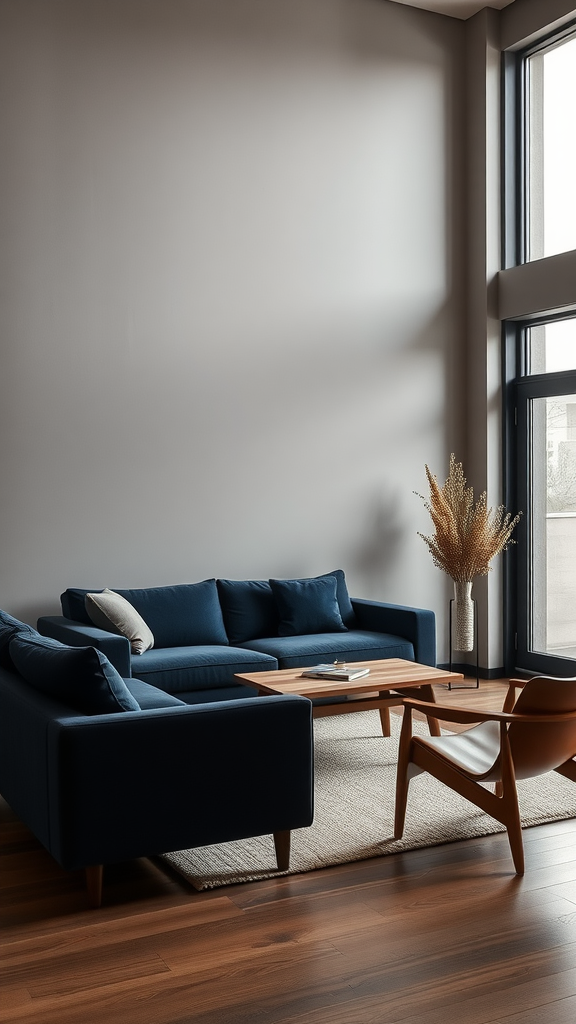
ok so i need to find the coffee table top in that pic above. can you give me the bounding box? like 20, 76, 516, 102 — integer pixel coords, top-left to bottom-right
235, 658, 463, 700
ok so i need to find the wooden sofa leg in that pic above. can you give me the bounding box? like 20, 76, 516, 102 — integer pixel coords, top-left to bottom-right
273, 831, 291, 871
85, 865, 103, 908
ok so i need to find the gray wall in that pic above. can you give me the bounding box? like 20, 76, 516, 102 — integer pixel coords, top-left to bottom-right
0, 0, 466, 655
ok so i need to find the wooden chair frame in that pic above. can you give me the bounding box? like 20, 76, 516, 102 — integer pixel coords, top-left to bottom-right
394, 678, 576, 875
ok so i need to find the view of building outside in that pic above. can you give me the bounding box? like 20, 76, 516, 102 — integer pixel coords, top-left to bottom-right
528, 36, 576, 260
525, 32, 576, 660
529, 369, 576, 658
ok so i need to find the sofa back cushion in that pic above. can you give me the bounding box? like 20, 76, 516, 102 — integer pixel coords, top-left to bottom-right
0, 610, 38, 670
217, 579, 280, 645
217, 569, 355, 643
62, 581, 229, 649
9, 634, 141, 715
115, 581, 229, 649
61, 589, 94, 624
269, 575, 347, 636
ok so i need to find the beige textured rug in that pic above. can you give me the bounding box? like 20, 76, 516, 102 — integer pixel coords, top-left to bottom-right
161, 710, 576, 890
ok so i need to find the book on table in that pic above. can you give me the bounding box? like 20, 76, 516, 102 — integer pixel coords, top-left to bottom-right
301, 664, 370, 681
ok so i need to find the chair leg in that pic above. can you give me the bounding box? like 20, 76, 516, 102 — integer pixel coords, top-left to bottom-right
500, 728, 525, 875
555, 757, 576, 783
394, 767, 410, 839
394, 708, 414, 839
85, 865, 103, 908
273, 830, 291, 871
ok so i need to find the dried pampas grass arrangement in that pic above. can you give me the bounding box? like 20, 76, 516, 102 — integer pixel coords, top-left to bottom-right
417, 455, 521, 651
417, 454, 521, 583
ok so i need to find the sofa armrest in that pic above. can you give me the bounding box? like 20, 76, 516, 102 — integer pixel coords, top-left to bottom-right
37, 616, 132, 677
351, 599, 436, 667
45, 694, 314, 870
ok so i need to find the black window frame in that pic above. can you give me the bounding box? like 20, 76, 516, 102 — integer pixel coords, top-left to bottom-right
504, 313, 576, 676
503, 20, 576, 676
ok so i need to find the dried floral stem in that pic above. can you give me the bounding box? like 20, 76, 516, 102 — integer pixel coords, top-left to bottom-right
416, 454, 521, 582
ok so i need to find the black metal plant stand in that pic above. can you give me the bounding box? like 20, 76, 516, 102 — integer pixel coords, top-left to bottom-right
448, 596, 480, 689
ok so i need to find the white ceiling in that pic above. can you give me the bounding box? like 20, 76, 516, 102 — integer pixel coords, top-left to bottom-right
388, 0, 516, 19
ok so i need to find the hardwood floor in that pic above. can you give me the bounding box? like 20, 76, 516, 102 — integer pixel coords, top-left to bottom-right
3, 679, 576, 1024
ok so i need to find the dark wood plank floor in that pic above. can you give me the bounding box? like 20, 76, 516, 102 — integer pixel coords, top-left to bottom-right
3, 679, 576, 1024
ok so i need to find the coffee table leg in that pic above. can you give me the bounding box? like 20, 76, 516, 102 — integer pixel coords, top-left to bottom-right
379, 706, 391, 737
394, 684, 441, 737
419, 683, 441, 736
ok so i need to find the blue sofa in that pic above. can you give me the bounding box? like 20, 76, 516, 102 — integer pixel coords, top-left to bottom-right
37, 571, 436, 706
0, 610, 314, 908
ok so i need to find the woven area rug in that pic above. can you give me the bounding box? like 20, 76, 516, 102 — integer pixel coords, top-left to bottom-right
161, 710, 576, 890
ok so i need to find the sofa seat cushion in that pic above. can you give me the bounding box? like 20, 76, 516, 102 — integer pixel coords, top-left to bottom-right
124, 678, 187, 709
176, 684, 260, 705
240, 630, 415, 669
128, 645, 278, 694
9, 634, 141, 715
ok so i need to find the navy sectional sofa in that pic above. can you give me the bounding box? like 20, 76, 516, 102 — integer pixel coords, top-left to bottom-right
37, 571, 436, 706
0, 571, 435, 907
0, 609, 314, 908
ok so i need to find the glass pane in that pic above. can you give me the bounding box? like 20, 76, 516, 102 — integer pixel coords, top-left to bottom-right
527, 319, 576, 374
527, 36, 576, 261
530, 393, 576, 658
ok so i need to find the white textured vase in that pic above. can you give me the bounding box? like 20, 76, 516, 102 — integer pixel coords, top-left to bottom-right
453, 581, 474, 652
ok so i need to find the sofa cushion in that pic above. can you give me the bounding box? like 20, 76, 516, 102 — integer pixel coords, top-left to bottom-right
127, 644, 277, 694
241, 630, 415, 669
322, 569, 356, 628
60, 589, 95, 624
61, 581, 229, 648
217, 578, 280, 645
115, 581, 229, 649
176, 684, 260, 704
217, 569, 355, 644
9, 634, 141, 715
124, 678, 187, 709
269, 575, 347, 637
0, 610, 38, 670
85, 589, 154, 655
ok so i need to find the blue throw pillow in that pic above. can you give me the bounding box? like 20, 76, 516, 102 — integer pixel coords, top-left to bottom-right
0, 610, 38, 670
217, 579, 279, 644
9, 634, 141, 715
269, 575, 348, 637
316, 569, 356, 628
116, 580, 229, 648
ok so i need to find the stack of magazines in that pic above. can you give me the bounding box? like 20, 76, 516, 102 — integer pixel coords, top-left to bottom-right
301, 663, 370, 681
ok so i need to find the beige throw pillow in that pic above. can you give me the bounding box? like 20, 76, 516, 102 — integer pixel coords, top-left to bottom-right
85, 589, 154, 655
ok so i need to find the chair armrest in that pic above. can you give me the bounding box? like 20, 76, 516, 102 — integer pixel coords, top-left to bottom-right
351, 599, 436, 666
503, 678, 527, 712
45, 694, 314, 870
403, 697, 576, 726
37, 616, 132, 677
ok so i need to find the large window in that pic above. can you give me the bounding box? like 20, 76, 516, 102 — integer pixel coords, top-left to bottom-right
514, 318, 576, 674
505, 23, 576, 676
526, 35, 576, 261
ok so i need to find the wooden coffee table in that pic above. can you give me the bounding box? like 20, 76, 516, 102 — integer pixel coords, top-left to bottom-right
235, 658, 464, 738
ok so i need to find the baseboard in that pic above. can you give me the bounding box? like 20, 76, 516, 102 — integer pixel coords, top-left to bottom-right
437, 662, 506, 680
